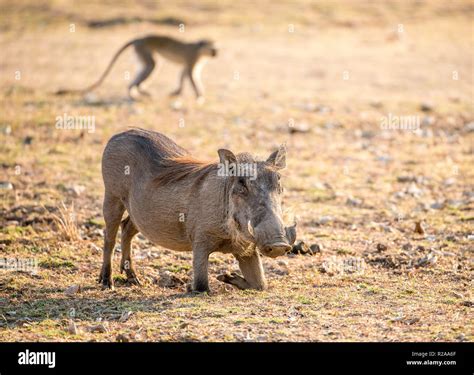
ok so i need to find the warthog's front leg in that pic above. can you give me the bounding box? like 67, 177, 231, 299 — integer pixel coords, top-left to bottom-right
99, 194, 125, 289
192, 243, 211, 292
217, 252, 267, 290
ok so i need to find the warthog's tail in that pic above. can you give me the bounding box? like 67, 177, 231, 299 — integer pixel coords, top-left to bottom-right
55, 40, 135, 95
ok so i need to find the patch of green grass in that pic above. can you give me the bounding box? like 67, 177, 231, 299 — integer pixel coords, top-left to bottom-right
1, 225, 35, 237
113, 275, 128, 283
166, 265, 191, 273
443, 298, 457, 305
336, 248, 354, 255
297, 296, 314, 305
39, 258, 76, 269
87, 218, 105, 227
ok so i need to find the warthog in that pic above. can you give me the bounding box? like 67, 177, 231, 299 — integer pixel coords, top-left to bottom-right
99, 128, 296, 292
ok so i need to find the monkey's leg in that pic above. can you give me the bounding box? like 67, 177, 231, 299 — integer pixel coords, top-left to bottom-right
128, 46, 155, 99
170, 68, 186, 96
138, 58, 162, 97
188, 65, 204, 100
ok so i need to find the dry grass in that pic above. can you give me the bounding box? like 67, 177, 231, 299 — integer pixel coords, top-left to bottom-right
49, 202, 81, 242
0, 0, 473, 342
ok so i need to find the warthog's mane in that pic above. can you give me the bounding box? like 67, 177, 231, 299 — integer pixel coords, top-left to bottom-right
154, 156, 218, 186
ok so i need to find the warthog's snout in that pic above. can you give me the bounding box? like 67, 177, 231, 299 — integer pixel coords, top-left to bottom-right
261, 242, 292, 258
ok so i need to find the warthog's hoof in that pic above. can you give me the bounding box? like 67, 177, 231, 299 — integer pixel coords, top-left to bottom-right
125, 273, 141, 286
98, 271, 114, 290
217, 272, 249, 290
120, 263, 141, 286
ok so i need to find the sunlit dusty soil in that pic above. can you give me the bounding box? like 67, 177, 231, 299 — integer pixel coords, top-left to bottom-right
0, 0, 473, 341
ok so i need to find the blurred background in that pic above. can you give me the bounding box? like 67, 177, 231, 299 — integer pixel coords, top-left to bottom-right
0, 1, 473, 342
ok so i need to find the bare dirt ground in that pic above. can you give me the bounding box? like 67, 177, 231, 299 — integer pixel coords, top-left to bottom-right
0, 1, 473, 342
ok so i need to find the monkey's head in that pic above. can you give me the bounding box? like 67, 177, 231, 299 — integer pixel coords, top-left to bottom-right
198, 39, 218, 58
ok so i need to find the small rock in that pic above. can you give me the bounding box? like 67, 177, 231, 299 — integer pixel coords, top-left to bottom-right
319, 263, 334, 276
323, 121, 342, 130
390, 314, 405, 322
290, 241, 311, 255
416, 252, 437, 267
309, 244, 322, 254
461, 301, 473, 307
158, 270, 185, 288
402, 243, 412, 251
430, 201, 444, 210
0, 181, 13, 190
116, 333, 131, 342
316, 216, 334, 225
65, 284, 81, 296
405, 317, 420, 325
289, 123, 311, 134
119, 311, 133, 323
407, 183, 423, 197
456, 333, 466, 342
272, 261, 289, 276
90, 243, 102, 254
426, 234, 436, 242
376, 155, 392, 163
414, 221, 426, 235
443, 178, 456, 187
446, 199, 463, 208
370, 100, 383, 109
420, 102, 433, 112
421, 116, 435, 126
68, 185, 86, 197
346, 197, 363, 207
464, 122, 474, 133
170, 100, 183, 111
67, 320, 78, 334
1, 125, 12, 135
397, 175, 417, 183
376, 243, 387, 252
88, 323, 108, 333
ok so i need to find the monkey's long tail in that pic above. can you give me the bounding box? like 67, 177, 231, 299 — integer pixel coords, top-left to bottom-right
55, 40, 135, 95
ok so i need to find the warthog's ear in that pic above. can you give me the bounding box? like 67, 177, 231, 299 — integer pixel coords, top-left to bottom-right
266, 144, 286, 169
218, 149, 237, 164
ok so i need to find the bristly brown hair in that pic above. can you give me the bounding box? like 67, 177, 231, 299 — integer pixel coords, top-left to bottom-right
154, 156, 218, 186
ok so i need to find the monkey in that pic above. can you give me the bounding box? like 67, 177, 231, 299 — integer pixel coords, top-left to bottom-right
55, 35, 218, 101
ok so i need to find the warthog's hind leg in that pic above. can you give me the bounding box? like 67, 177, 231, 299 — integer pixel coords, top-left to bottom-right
120, 215, 140, 285
99, 193, 125, 289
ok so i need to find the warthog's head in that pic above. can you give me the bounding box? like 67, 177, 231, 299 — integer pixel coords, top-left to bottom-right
218, 145, 297, 258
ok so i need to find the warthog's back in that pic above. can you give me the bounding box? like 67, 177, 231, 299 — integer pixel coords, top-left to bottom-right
102, 128, 223, 252
102, 128, 187, 196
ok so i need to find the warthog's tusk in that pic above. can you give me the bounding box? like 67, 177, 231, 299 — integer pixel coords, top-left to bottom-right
247, 220, 255, 239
